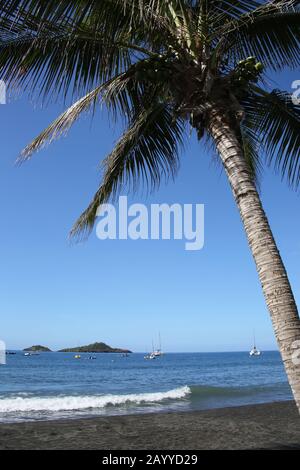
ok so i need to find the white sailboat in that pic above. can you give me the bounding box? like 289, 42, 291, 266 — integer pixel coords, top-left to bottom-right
249, 332, 261, 356
144, 336, 164, 360
144, 341, 156, 360
144, 352, 156, 360
152, 333, 163, 357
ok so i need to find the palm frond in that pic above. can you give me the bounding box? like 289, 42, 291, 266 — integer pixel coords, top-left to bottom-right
0, 4, 137, 100
0, 1, 132, 30
18, 84, 104, 163
242, 87, 300, 187
0, 0, 171, 101
0, 31, 137, 101
204, 0, 261, 30
70, 104, 185, 238
18, 57, 176, 163
218, 2, 300, 70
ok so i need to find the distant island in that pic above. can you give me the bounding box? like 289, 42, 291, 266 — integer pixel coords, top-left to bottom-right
58, 342, 132, 354
23, 345, 52, 352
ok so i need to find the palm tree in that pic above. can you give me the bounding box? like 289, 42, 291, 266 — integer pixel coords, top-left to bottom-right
1, 0, 300, 410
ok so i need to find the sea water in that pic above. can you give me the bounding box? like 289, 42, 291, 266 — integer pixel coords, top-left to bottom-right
0, 351, 292, 422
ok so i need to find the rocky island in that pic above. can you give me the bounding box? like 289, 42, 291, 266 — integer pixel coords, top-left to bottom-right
23, 345, 52, 352
58, 342, 131, 354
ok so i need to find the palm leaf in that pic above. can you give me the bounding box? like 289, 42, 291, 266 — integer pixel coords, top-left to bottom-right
18, 55, 177, 162
0, 32, 135, 101
71, 104, 185, 238
18, 84, 104, 163
0, 4, 138, 100
219, 2, 300, 70
242, 87, 300, 187
201, 0, 261, 33
0, 0, 170, 100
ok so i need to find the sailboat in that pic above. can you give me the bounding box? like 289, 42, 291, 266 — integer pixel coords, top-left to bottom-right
144, 352, 155, 360
144, 335, 164, 360
24, 351, 40, 356
152, 333, 163, 357
144, 340, 156, 360
249, 332, 261, 356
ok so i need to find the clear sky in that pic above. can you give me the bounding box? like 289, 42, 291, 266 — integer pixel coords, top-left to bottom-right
0, 69, 299, 353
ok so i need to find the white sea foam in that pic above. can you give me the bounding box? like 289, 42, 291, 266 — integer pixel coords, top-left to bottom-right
0, 386, 191, 413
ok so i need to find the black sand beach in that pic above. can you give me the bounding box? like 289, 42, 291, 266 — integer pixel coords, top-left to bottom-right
0, 401, 299, 450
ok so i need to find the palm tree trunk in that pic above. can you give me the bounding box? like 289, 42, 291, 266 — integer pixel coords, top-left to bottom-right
208, 108, 300, 412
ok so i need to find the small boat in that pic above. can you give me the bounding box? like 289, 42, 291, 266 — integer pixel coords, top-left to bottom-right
144, 340, 157, 360
74, 355, 81, 359
152, 334, 164, 357
144, 352, 156, 360
24, 351, 40, 356
249, 332, 261, 356
145, 334, 165, 360
249, 346, 261, 356
152, 349, 163, 357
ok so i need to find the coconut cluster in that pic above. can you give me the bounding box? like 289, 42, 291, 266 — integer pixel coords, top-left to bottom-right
135, 56, 174, 82
232, 57, 264, 87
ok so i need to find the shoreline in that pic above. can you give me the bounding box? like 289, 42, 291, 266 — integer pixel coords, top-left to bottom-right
0, 400, 299, 450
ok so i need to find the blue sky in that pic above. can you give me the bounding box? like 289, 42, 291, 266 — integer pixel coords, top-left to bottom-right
0, 69, 299, 353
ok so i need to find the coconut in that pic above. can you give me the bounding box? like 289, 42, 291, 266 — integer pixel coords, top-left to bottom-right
245, 62, 255, 71
255, 62, 264, 72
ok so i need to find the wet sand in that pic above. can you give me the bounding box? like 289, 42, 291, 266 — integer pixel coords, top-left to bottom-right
0, 401, 299, 450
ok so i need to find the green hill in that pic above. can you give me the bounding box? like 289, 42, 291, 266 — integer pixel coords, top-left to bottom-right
23, 345, 52, 352
58, 342, 131, 353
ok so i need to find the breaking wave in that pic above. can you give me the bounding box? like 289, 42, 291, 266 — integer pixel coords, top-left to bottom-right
0, 386, 191, 413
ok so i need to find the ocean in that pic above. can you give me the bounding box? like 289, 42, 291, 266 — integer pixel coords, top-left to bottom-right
0, 351, 292, 423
